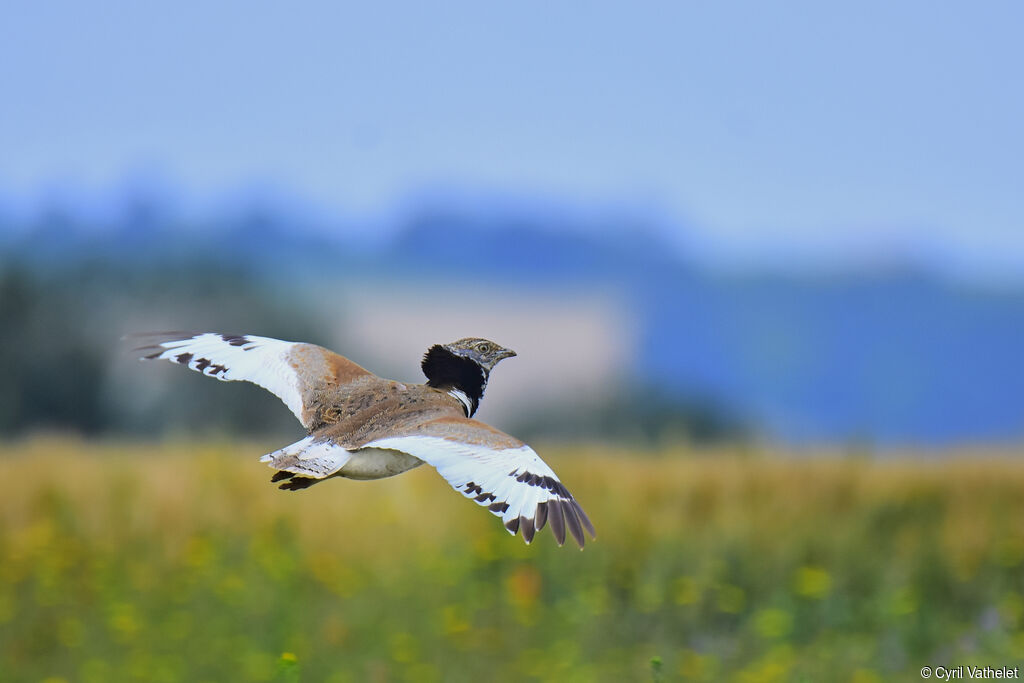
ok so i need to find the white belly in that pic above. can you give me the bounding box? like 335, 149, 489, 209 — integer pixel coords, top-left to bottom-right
335, 447, 424, 480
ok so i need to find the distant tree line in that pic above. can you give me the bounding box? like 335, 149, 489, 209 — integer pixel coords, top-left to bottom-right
0, 256, 746, 443
0, 259, 328, 438
0, 265, 107, 434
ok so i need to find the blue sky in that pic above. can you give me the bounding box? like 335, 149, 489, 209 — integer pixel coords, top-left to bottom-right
1, 1, 1021, 278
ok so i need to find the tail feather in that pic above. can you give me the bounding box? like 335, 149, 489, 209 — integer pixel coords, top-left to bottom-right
260, 436, 353, 489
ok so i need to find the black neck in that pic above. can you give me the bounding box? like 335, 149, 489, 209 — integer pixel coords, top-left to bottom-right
421, 345, 487, 416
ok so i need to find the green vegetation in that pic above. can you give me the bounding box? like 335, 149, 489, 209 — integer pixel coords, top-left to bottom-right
2, 440, 1023, 681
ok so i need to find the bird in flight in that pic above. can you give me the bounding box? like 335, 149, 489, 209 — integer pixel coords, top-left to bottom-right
138, 333, 595, 548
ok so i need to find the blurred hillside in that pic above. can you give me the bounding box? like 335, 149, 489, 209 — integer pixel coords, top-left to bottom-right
1, 192, 1022, 445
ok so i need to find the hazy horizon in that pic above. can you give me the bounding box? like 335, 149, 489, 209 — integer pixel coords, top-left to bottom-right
2, 1, 1022, 282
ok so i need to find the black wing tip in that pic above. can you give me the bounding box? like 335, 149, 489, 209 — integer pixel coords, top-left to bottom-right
535, 498, 595, 549
131, 331, 259, 363
572, 500, 597, 540
129, 331, 203, 356
535, 501, 548, 531
548, 499, 567, 546
520, 516, 536, 545
562, 499, 585, 549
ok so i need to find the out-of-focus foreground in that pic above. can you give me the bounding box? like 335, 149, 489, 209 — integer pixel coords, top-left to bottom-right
3, 439, 1023, 682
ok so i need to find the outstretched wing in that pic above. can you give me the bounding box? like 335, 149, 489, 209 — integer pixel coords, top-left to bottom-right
365, 418, 595, 548
135, 332, 371, 428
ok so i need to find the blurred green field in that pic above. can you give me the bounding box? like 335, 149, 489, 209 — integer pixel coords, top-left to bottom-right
2, 439, 1024, 682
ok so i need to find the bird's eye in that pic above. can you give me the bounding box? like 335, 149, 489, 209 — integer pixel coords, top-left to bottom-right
477, 343, 491, 353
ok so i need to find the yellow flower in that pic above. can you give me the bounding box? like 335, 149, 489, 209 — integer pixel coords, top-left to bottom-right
674, 576, 700, 605
794, 566, 832, 599
717, 584, 745, 613
752, 608, 793, 639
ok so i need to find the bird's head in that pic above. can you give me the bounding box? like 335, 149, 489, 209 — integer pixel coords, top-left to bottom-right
421, 338, 516, 416
440, 337, 517, 372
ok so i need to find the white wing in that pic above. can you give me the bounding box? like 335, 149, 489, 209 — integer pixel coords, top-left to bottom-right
136, 332, 370, 428
364, 435, 595, 548
139, 332, 305, 420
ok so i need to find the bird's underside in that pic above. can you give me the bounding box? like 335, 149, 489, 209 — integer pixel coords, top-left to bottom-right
137, 332, 596, 548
